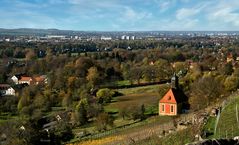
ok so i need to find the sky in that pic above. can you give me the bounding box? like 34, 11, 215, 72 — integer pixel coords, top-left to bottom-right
1, 0, 239, 31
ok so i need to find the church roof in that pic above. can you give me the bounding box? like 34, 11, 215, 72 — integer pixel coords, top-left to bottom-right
159, 88, 188, 104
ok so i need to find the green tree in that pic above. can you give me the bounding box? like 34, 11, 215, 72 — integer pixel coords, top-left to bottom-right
53, 121, 74, 142
75, 98, 88, 125
96, 88, 115, 104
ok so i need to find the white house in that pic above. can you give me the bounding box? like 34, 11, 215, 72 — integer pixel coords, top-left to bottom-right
0, 84, 15, 96
101, 36, 112, 41
11, 76, 19, 84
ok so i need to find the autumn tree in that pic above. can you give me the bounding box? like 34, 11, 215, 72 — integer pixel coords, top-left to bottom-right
86, 66, 100, 87
220, 62, 233, 75
224, 76, 239, 92
61, 90, 72, 108
75, 57, 94, 77
155, 59, 173, 80
25, 49, 36, 60
95, 112, 114, 131
190, 75, 222, 107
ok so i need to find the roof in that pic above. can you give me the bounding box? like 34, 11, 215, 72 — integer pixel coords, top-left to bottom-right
34, 76, 45, 82
12, 73, 26, 79
0, 84, 11, 90
159, 88, 188, 104
19, 76, 32, 82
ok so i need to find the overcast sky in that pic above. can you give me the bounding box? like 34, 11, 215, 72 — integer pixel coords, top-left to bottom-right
1, 0, 239, 31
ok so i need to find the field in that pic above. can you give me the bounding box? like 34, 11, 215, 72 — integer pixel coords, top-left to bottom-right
136, 126, 195, 145
69, 115, 175, 145
105, 84, 169, 114
70, 84, 172, 144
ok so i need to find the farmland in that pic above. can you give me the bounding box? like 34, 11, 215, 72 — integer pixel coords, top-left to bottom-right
105, 84, 169, 114
69, 84, 174, 144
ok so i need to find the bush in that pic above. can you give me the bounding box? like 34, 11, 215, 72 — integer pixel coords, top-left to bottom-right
96, 88, 115, 104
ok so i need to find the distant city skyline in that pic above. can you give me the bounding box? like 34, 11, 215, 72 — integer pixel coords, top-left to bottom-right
1, 0, 239, 31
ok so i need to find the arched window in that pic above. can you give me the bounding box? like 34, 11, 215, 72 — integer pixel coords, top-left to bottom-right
171, 105, 174, 113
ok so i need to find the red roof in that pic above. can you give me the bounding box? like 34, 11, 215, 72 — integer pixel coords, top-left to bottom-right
159, 88, 188, 104
19, 76, 32, 81
159, 89, 177, 104
34, 76, 44, 82
0, 84, 11, 90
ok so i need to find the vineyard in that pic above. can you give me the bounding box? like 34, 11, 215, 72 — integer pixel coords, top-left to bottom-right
214, 95, 239, 138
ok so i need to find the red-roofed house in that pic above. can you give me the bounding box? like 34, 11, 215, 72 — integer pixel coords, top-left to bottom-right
34, 75, 47, 85
19, 76, 34, 85
159, 74, 189, 116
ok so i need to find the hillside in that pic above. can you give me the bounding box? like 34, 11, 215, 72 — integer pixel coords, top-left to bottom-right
214, 94, 239, 138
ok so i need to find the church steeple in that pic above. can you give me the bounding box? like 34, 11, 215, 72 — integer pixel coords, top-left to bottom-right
171, 73, 179, 89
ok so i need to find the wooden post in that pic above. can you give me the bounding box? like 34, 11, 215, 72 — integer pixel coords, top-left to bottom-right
236, 104, 239, 123
219, 128, 220, 138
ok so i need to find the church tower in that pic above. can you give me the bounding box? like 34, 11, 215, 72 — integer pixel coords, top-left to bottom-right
171, 73, 179, 89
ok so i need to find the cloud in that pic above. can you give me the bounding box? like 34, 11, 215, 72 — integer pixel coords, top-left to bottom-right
176, 2, 209, 20
176, 8, 200, 20
154, 0, 176, 12
1, 0, 239, 30
67, 0, 121, 9
123, 7, 152, 21
206, 1, 239, 28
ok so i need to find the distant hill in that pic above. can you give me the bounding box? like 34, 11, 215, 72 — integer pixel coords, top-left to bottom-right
1, 28, 239, 37
0, 28, 80, 36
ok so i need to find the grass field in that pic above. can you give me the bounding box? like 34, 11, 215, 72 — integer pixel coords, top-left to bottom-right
104, 84, 167, 114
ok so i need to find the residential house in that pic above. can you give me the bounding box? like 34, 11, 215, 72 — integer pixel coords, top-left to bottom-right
11, 76, 18, 84
0, 84, 15, 96
159, 74, 189, 116
34, 75, 48, 85
18, 76, 34, 85
10, 74, 26, 84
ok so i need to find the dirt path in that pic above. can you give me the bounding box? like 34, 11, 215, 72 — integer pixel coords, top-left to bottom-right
105, 121, 175, 145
